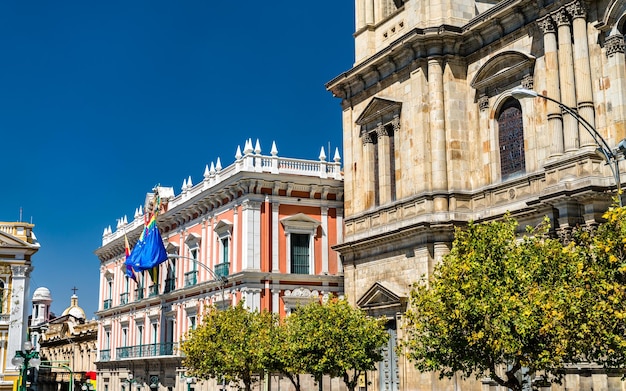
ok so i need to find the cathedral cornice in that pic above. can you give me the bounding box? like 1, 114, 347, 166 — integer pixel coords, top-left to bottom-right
326, 0, 573, 104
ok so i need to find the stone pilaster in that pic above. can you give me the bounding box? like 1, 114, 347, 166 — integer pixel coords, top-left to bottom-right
606, 34, 626, 142
538, 16, 564, 156
376, 123, 392, 205
428, 56, 449, 210
362, 132, 377, 209
568, 0, 596, 147
555, 9, 579, 152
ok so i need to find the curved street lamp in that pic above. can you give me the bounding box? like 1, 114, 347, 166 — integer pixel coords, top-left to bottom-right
511, 87, 626, 206
12, 341, 41, 391
167, 255, 228, 306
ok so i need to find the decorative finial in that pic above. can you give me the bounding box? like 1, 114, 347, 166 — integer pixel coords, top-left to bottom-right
319, 147, 327, 161
254, 139, 261, 154
334, 147, 341, 162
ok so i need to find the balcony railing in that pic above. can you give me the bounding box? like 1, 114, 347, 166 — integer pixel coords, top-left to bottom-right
215, 262, 230, 278
135, 288, 144, 301
120, 292, 129, 305
184, 271, 197, 287
116, 342, 176, 359
149, 284, 159, 297
100, 349, 111, 361
103, 299, 112, 310
164, 277, 176, 293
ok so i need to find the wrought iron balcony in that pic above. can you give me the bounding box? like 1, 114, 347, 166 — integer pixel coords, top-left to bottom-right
120, 292, 129, 305
184, 271, 197, 287
215, 262, 230, 278
100, 349, 111, 361
103, 299, 112, 310
149, 284, 159, 297
164, 277, 176, 293
116, 342, 176, 359
135, 288, 144, 301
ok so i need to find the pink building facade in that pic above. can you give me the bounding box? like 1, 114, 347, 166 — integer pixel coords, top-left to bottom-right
94, 139, 344, 391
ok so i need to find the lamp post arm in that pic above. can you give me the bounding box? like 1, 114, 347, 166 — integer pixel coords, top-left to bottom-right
536, 93, 614, 155
167, 255, 226, 284
535, 92, 623, 205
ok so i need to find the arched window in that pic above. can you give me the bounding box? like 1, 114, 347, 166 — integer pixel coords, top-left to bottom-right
498, 99, 525, 179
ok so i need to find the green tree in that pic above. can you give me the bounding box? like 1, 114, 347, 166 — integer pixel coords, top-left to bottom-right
287, 296, 390, 391
258, 316, 307, 391
180, 302, 275, 391
401, 215, 625, 391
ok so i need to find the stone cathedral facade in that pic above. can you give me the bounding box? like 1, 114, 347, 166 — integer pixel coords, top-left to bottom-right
327, 0, 626, 390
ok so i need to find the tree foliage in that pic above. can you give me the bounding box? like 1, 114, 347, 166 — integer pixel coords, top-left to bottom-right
258, 315, 308, 391
180, 302, 275, 391
402, 210, 626, 391
286, 296, 390, 391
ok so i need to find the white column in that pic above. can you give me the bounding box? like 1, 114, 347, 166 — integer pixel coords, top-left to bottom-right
241, 201, 261, 271
233, 207, 239, 272
321, 206, 329, 274
201, 218, 207, 281
8, 265, 29, 370
336, 208, 344, 273
272, 289, 280, 314
272, 202, 280, 272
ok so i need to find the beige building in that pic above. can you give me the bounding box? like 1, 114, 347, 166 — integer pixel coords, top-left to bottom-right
326, 0, 626, 390
0, 222, 40, 391
30, 290, 98, 391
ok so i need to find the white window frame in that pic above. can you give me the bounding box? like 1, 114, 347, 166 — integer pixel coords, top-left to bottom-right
280, 214, 321, 275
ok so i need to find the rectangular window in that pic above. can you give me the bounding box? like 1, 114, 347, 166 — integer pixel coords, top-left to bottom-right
291, 233, 310, 274
189, 316, 196, 331
105, 331, 111, 349
165, 319, 174, 344
152, 323, 158, 343
221, 238, 229, 263
122, 328, 128, 347
137, 325, 143, 346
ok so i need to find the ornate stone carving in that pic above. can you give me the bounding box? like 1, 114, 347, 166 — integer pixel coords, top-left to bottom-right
11, 265, 30, 277
537, 16, 556, 34
606, 34, 625, 57
376, 123, 389, 137
362, 132, 374, 145
521, 74, 534, 89
478, 95, 489, 111
566, 0, 587, 19
553, 9, 571, 27
391, 115, 400, 132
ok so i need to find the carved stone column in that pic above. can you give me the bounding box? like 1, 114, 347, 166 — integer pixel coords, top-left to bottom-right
606, 34, 626, 142
428, 56, 449, 211
365, 0, 374, 25
362, 132, 377, 209
376, 123, 392, 205
555, 9, 579, 152
538, 16, 565, 156
568, 0, 596, 147
478, 95, 492, 186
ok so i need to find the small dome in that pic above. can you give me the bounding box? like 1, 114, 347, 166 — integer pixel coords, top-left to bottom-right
62, 294, 86, 319
33, 287, 52, 302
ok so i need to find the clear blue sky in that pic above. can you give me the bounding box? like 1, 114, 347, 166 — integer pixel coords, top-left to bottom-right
0, 1, 354, 319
